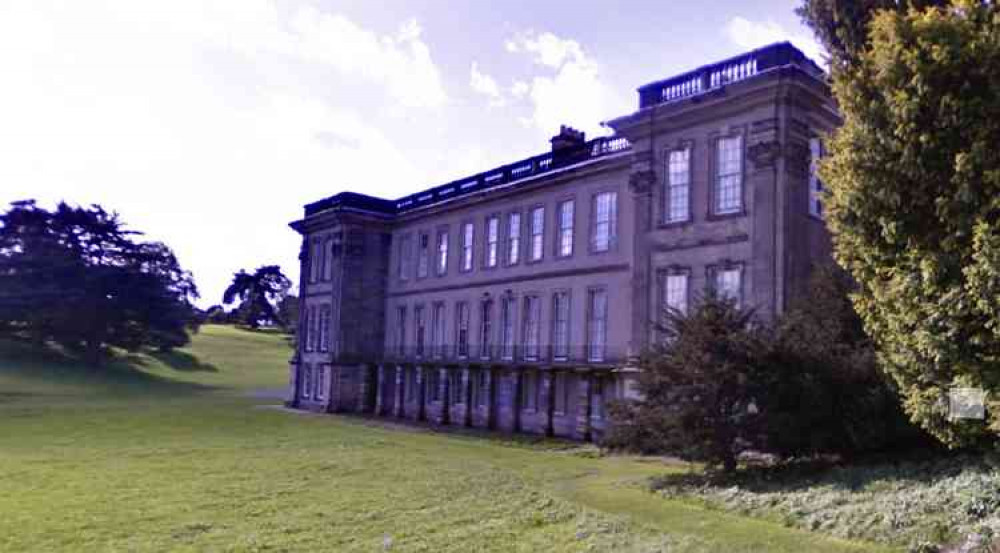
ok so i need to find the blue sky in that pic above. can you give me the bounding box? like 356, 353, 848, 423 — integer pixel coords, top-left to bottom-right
0, 0, 821, 306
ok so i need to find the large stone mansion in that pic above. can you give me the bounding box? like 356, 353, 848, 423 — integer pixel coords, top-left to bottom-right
287, 42, 837, 441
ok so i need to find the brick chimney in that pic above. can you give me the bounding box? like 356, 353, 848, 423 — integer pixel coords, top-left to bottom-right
550, 125, 587, 164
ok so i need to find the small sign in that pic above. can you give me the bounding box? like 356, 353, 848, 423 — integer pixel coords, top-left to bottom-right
949, 387, 986, 420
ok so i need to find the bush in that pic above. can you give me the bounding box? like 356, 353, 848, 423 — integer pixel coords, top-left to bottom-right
605, 265, 931, 467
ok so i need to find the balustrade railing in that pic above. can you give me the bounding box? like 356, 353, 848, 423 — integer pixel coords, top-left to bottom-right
379, 344, 629, 365
637, 42, 824, 109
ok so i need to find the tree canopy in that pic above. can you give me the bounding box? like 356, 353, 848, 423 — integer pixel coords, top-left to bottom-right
222, 265, 291, 329
799, 0, 1000, 445
0, 200, 200, 362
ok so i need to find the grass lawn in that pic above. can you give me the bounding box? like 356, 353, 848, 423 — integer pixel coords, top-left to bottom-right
0, 325, 893, 552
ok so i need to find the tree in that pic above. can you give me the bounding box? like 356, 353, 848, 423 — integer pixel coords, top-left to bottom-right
609, 291, 768, 472
800, 1, 1000, 446
276, 294, 299, 334
222, 265, 291, 329
605, 267, 932, 466
0, 200, 200, 363
764, 266, 931, 457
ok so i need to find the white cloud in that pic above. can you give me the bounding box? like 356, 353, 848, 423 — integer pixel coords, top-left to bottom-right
724, 16, 825, 66
0, 0, 440, 306
510, 80, 530, 99
469, 62, 504, 107
504, 31, 620, 139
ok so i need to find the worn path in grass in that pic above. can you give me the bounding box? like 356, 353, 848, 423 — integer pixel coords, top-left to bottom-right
0, 325, 895, 552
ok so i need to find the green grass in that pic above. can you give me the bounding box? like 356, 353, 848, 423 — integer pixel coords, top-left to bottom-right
0, 326, 892, 552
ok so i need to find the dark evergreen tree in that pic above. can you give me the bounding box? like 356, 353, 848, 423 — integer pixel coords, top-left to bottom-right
222, 265, 291, 329
0, 200, 200, 363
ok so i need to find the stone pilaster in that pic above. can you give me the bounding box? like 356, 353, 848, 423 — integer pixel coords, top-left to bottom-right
575, 371, 593, 441
461, 368, 472, 427
485, 368, 496, 430
416, 366, 427, 422
287, 361, 300, 407
439, 368, 450, 425
393, 365, 405, 418
356, 364, 373, 414
375, 364, 386, 415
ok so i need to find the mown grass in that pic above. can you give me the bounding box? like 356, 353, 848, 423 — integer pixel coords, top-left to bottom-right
0, 325, 890, 552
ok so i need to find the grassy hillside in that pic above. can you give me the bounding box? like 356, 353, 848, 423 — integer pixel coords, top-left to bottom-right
0, 326, 890, 552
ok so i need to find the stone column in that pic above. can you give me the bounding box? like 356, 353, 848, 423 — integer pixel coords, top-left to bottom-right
575, 371, 593, 441
286, 361, 300, 408
512, 370, 523, 433
393, 365, 405, 418
325, 365, 338, 413
461, 368, 472, 427
375, 364, 386, 415
440, 367, 450, 425
542, 371, 555, 437
416, 366, 426, 422
485, 368, 496, 430
356, 364, 373, 414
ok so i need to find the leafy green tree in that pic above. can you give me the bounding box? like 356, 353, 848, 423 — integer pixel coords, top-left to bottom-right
800, 1, 1000, 445
222, 265, 291, 329
0, 200, 200, 363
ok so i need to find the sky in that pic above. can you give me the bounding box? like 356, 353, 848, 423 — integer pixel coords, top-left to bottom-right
0, 0, 822, 307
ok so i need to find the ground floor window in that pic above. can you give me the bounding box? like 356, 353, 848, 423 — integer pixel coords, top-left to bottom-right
301, 364, 312, 400
315, 365, 327, 401
473, 369, 490, 408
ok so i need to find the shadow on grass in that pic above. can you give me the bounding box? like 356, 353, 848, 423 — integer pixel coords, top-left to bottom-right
0, 338, 216, 400
149, 350, 218, 372
649, 449, 968, 496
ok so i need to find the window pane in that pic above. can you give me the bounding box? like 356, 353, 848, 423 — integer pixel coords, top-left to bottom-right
508, 212, 521, 265
588, 290, 608, 361
665, 274, 688, 314
437, 232, 448, 274
592, 192, 617, 252
486, 217, 499, 267
530, 207, 544, 261
666, 149, 690, 222
462, 223, 474, 271
558, 201, 574, 257
715, 136, 743, 214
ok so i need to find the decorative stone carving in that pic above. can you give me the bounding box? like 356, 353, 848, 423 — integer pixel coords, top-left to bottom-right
784, 141, 811, 173
747, 140, 781, 169
628, 170, 656, 194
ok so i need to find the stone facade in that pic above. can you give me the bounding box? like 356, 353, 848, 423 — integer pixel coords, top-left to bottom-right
287, 42, 838, 441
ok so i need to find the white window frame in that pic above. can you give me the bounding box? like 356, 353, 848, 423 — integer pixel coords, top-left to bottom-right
587, 288, 608, 362
456, 302, 470, 358
461, 222, 474, 272
500, 296, 516, 360
552, 291, 571, 360
715, 265, 743, 306
522, 295, 541, 361
436, 229, 448, 275
715, 135, 743, 215
529, 206, 544, 262
557, 200, 574, 258
507, 212, 521, 265
665, 148, 691, 223
485, 216, 499, 268
417, 232, 430, 278
664, 273, 689, 314
591, 192, 617, 252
